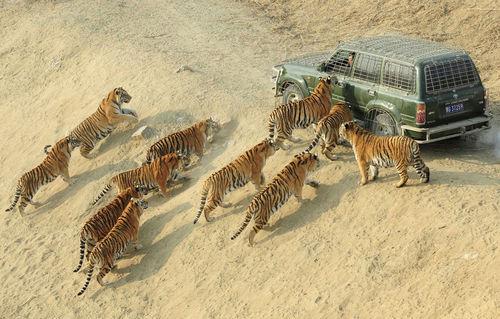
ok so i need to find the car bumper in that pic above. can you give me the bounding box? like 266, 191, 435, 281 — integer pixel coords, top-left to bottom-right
401, 114, 492, 144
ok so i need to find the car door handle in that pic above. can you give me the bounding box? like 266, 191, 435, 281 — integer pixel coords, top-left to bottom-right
368, 89, 376, 96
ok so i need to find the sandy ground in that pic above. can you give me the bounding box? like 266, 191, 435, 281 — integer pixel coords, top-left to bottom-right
0, 0, 499, 318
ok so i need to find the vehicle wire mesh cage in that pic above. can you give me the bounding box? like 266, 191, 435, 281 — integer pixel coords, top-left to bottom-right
325, 50, 352, 76
352, 54, 383, 83
424, 57, 478, 93
382, 61, 415, 92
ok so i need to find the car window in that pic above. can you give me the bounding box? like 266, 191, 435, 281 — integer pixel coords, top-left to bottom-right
352, 53, 382, 83
382, 61, 415, 92
325, 50, 354, 76
424, 57, 478, 93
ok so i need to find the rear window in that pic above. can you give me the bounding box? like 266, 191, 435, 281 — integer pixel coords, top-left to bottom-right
352, 54, 382, 83
382, 61, 415, 92
424, 58, 479, 93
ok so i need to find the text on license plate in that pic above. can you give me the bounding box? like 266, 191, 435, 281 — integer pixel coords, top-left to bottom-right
445, 103, 464, 114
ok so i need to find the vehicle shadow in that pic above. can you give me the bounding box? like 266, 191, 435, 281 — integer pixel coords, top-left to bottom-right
257, 173, 357, 245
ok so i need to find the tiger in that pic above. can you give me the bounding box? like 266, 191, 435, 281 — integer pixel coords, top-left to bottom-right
145, 118, 220, 164
303, 102, 353, 160
193, 138, 278, 224
73, 185, 149, 273
77, 199, 148, 296
230, 152, 320, 246
90, 151, 190, 206
5, 136, 80, 214
69, 87, 138, 159
268, 77, 335, 150
338, 121, 430, 188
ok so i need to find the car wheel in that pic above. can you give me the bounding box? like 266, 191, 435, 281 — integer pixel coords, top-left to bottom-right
283, 84, 304, 104
366, 110, 400, 136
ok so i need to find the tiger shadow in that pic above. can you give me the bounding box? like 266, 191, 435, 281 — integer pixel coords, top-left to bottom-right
257, 173, 356, 245
25, 160, 136, 217
90, 203, 193, 296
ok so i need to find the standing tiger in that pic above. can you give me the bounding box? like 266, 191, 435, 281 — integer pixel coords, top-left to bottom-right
193, 138, 278, 224
230, 152, 320, 246
145, 118, 219, 164
5, 136, 80, 214
69, 87, 138, 159
339, 121, 430, 187
73, 185, 149, 273
304, 102, 353, 160
77, 199, 148, 296
91, 152, 190, 206
268, 77, 334, 150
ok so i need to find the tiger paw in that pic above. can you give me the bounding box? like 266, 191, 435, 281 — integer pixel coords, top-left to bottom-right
358, 180, 367, 186
220, 202, 232, 208
306, 180, 320, 188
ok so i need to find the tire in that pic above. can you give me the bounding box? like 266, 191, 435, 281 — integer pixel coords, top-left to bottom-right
366, 110, 400, 136
282, 84, 304, 104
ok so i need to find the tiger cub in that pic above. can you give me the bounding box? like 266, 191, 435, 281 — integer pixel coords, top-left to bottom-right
69, 87, 138, 159
268, 77, 334, 150
231, 152, 320, 246
339, 121, 430, 187
5, 136, 80, 214
90, 152, 190, 206
304, 102, 353, 160
73, 185, 149, 273
145, 118, 220, 164
77, 199, 148, 296
193, 138, 278, 224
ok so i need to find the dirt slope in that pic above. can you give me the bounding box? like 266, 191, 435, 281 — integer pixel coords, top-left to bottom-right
0, 1, 498, 318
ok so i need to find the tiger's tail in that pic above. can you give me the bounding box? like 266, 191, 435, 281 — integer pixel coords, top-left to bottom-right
90, 184, 112, 206
193, 182, 210, 224
73, 239, 86, 272
5, 185, 21, 212
268, 114, 277, 141
304, 131, 321, 153
411, 141, 430, 183
43, 145, 52, 154
230, 207, 254, 240
77, 263, 94, 296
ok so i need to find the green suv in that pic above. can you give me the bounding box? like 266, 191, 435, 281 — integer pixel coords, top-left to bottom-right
272, 35, 492, 143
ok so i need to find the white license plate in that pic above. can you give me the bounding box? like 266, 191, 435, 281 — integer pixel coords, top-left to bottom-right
445, 103, 464, 114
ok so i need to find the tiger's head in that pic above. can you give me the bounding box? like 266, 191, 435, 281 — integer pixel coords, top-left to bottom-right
66, 135, 81, 151
295, 151, 320, 172
261, 138, 279, 157
132, 199, 149, 213
111, 87, 132, 104
339, 121, 363, 142
132, 183, 149, 198
205, 117, 220, 135
175, 151, 191, 170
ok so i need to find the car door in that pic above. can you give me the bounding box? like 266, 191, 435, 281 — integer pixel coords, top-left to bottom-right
324, 50, 361, 117
348, 53, 383, 119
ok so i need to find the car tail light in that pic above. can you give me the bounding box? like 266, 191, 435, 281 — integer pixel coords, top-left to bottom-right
416, 103, 426, 125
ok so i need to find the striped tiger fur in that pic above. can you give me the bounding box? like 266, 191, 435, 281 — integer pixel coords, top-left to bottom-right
304, 102, 353, 160
268, 77, 334, 150
230, 152, 320, 246
193, 138, 278, 224
5, 136, 80, 214
145, 118, 219, 164
73, 185, 149, 273
91, 152, 189, 206
69, 87, 138, 159
77, 199, 148, 296
339, 121, 430, 187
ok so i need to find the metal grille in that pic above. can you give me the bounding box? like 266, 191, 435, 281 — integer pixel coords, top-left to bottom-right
352, 54, 382, 83
325, 50, 352, 76
424, 58, 478, 93
382, 61, 415, 92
